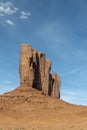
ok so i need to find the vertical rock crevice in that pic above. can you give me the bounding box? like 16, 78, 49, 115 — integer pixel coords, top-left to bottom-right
19, 44, 60, 99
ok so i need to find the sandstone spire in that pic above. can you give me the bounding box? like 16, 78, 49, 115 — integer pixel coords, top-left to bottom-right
19, 44, 60, 99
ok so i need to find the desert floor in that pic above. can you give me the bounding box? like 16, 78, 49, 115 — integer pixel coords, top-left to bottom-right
0, 87, 87, 130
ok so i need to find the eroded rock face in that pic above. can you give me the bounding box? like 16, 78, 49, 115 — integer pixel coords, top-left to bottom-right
19, 44, 60, 99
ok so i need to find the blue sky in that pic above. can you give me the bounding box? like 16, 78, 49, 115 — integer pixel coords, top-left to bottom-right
0, 0, 87, 105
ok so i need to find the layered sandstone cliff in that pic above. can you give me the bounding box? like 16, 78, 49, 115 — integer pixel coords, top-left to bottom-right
19, 44, 60, 99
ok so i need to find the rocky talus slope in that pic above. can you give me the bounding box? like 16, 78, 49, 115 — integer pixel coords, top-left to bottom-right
0, 87, 87, 130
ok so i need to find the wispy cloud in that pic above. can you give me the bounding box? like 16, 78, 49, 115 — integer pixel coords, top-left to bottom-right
66, 67, 82, 75
2, 80, 12, 84
0, 2, 18, 15
6, 19, 14, 26
0, 79, 18, 94
20, 11, 31, 19
61, 88, 87, 105
36, 21, 74, 54
0, 13, 4, 16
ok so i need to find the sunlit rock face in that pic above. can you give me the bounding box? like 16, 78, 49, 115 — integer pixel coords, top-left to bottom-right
19, 44, 60, 99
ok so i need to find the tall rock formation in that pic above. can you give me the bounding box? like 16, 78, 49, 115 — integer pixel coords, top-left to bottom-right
19, 44, 60, 99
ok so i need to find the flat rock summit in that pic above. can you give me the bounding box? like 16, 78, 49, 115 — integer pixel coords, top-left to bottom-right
0, 44, 87, 130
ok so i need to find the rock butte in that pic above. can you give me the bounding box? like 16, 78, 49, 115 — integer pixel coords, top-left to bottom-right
19, 44, 60, 99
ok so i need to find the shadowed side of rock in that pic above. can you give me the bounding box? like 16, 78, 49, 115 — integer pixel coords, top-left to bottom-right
19, 44, 60, 99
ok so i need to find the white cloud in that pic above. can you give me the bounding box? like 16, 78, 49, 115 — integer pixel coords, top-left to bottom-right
0, 2, 18, 15
20, 11, 31, 19
6, 19, 14, 26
